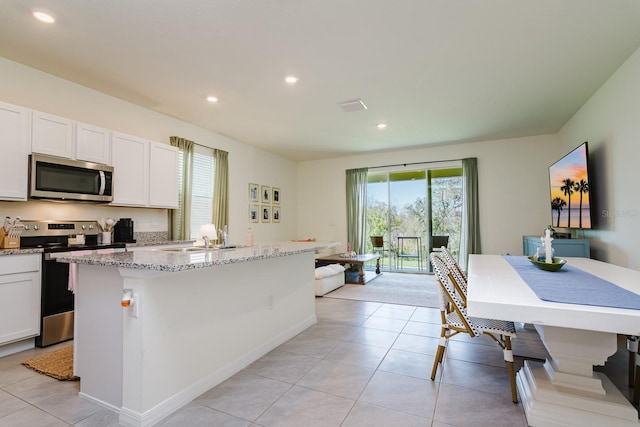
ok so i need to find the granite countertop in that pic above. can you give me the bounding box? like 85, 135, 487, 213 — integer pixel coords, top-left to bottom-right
0, 240, 193, 256
56, 241, 339, 272
124, 240, 195, 248
0, 248, 44, 256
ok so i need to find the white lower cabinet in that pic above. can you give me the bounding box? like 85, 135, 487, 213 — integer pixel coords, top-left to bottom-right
0, 254, 41, 346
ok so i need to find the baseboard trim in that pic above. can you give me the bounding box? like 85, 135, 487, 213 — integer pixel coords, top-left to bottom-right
116, 314, 317, 427
78, 392, 121, 413
0, 338, 34, 357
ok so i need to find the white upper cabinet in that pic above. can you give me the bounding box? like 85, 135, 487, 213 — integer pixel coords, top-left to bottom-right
31, 111, 75, 158
0, 102, 30, 201
149, 142, 178, 208
0, 101, 178, 208
31, 111, 110, 164
111, 134, 179, 208
76, 122, 111, 164
111, 132, 149, 207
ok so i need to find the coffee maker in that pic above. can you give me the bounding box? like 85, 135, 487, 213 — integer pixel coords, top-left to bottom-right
113, 218, 135, 243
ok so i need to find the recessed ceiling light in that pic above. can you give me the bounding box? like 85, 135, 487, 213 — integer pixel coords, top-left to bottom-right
206, 96, 218, 103
377, 123, 387, 129
284, 76, 299, 84
32, 10, 55, 23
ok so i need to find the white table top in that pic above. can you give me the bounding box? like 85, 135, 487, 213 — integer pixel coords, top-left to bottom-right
466, 255, 640, 336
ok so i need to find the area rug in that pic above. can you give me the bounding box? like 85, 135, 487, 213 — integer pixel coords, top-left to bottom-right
324, 272, 439, 308
22, 346, 79, 381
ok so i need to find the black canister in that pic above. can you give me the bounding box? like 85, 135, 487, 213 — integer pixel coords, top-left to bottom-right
113, 218, 135, 243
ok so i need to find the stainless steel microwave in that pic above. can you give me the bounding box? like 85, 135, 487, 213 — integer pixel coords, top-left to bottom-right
29, 154, 114, 202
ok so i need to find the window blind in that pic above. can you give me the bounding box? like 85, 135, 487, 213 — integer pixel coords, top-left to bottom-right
177, 144, 216, 240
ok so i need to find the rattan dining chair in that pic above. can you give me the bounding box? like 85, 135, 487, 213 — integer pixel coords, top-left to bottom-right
427, 236, 449, 272
440, 246, 467, 282
433, 248, 467, 306
430, 253, 518, 403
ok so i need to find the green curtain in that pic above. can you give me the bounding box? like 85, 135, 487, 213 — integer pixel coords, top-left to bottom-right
168, 136, 194, 240
346, 167, 368, 254
212, 148, 229, 236
460, 157, 480, 270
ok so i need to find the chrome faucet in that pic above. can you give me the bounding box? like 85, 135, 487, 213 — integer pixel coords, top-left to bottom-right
220, 225, 228, 247
203, 236, 211, 249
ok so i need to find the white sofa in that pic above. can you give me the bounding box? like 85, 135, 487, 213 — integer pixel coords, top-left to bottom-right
314, 264, 346, 296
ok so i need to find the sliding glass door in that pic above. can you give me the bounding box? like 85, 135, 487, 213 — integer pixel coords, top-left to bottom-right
427, 168, 463, 268
366, 164, 463, 272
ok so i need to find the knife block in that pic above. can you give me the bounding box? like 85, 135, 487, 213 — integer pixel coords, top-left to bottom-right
0, 228, 20, 249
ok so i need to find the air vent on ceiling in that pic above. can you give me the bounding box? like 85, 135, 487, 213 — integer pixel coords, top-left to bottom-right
337, 99, 367, 112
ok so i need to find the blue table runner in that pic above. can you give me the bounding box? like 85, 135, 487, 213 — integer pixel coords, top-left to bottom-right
502, 255, 640, 310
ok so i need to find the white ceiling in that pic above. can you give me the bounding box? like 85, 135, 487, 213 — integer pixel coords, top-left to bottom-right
2, 1, 640, 161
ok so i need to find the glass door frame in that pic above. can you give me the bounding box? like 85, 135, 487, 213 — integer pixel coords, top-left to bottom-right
366, 161, 463, 273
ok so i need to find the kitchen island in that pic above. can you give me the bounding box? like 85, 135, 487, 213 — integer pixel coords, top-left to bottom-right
57, 241, 338, 427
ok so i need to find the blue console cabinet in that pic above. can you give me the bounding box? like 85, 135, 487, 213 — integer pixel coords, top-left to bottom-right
522, 235, 590, 258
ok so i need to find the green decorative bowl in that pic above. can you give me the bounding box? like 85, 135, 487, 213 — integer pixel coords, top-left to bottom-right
527, 256, 567, 272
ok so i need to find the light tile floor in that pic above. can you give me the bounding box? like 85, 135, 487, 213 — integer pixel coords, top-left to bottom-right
0, 297, 636, 426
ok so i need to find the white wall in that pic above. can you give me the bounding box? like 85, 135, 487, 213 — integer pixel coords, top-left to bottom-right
559, 45, 640, 269
6, 44, 638, 264
296, 134, 559, 257
295, 42, 640, 268
0, 57, 297, 243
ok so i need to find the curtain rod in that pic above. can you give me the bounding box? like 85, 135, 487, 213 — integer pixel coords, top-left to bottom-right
171, 136, 214, 150
367, 158, 464, 170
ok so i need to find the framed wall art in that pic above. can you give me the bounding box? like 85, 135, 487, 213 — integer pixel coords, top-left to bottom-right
261, 185, 271, 203
261, 205, 271, 223
249, 204, 259, 223
272, 206, 281, 223
249, 183, 259, 202
272, 187, 280, 205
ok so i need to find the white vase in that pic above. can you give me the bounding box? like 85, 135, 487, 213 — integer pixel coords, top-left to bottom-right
101, 231, 112, 244
535, 245, 554, 261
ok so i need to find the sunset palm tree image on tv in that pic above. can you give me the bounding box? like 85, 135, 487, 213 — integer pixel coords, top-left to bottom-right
549, 142, 591, 229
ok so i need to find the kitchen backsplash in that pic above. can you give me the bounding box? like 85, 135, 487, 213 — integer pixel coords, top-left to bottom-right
134, 231, 169, 244
0, 200, 168, 234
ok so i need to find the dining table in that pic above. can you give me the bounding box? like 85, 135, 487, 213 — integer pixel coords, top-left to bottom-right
467, 254, 640, 427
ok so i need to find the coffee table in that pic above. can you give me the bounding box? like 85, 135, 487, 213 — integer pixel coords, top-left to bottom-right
315, 253, 380, 285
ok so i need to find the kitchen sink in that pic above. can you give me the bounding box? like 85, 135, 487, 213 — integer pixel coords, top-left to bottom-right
156, 245, 245, 253
157, 247, 206, 253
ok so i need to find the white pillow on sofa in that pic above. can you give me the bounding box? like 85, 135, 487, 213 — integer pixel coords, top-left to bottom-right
315, 264, 345, 279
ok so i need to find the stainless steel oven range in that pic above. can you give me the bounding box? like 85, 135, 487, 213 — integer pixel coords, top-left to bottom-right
20, 220, 126, 347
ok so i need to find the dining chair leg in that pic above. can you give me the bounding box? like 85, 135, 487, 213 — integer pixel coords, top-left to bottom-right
504, 336, 518, 403
431, 341, 446, 380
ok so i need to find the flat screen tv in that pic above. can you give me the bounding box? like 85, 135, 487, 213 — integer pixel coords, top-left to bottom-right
549, 142, 591, 229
